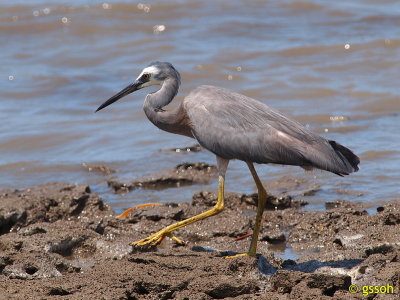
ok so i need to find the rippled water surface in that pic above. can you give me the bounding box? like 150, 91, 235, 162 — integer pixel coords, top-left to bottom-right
1, 1, 399, 217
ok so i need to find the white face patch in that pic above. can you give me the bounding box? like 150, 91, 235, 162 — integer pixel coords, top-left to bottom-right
136, 66, 163, 87
136, 66, 158, 79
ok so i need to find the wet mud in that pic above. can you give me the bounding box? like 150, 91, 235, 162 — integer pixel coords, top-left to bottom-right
108, 162, 217, 193
1, 180, 399, 299
81, 163, 116, 176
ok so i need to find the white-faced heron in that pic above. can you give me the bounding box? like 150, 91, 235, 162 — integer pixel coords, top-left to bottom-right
96, 62, 360, 258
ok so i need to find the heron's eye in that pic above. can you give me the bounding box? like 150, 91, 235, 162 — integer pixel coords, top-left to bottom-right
142, 73, 151, 81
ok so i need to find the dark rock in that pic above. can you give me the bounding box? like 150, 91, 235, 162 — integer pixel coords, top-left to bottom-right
47, 236, 89, 257
206, 280, 258, 299
70, 194, 90, 216
48, 287, 72, 296
192, 190, 307, 210
261, 228, 286, 243
0, 211, 27, 235
383, 213, 400, 225
24, 264, 38, 275
271, 270, 351, 296
21, 226, 47, 236
333, 238, 344, 248
108, 162, 217, 193
365, 244, 395, 257
306, 273, 352, 296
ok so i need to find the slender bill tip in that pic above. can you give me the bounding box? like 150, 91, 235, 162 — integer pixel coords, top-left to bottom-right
95, 103, 108, 113
95, 81, 141, 113
95, 102, 110, 112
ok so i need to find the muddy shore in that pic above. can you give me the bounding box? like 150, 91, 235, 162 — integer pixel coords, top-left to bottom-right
1, 168, 399, 299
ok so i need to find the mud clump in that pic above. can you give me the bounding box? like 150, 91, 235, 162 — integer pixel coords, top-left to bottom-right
0, 182, 400, 299
108, 162, 217, 193
81, 163, 115, 175
191, 190, 307, 210
0, 183, 108, 233
270, 270, 352, 297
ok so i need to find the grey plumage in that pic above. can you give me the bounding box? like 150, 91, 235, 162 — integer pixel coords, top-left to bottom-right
185, 85, 359, 176
97, 61, 359, 176
96, 61, 360, 254
152, 62, 181, 83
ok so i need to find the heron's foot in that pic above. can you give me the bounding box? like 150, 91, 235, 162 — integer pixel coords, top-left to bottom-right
131, 230, 185, 248
225, 252, 256, 259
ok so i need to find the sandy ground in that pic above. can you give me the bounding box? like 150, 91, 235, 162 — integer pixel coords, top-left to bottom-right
1, 165, 400, 299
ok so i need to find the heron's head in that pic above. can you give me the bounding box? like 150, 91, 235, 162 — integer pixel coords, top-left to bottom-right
96, 61, 180, 112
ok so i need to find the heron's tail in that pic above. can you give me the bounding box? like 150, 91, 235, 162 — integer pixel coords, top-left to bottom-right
328, 140, 360, 176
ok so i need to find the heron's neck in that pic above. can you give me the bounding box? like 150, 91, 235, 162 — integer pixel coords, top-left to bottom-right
145, 78, 179, 111
143, 78, 193, 137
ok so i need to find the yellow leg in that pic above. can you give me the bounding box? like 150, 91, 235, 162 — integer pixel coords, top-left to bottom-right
226, 162, 267, 259
131, 174, 226, 247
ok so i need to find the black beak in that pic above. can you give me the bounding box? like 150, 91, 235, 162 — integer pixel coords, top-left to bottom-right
95, 80, 142, 112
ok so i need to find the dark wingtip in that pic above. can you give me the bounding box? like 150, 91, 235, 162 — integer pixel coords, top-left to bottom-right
329, 140, 360, 174
334, 172, 347, 177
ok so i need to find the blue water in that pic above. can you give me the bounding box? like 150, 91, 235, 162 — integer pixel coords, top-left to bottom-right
0, 0, 399, 216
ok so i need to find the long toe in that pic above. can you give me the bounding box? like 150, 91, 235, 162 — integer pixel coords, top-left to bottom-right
166, 232, 185, 246
116, 203, 162, 219
131, 231, 185, 247
225, 252, 257, 259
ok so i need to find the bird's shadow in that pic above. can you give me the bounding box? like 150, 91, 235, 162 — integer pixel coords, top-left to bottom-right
258, 257, 363, 275
282, 258, 363, 273
192, 246, 363, 275
135, 245, 363, 276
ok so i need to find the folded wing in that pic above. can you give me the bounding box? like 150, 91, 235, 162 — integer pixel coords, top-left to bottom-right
184, 85, 359, 176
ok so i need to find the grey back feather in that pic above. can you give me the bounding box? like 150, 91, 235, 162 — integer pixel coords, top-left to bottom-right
184, 85, 359, 175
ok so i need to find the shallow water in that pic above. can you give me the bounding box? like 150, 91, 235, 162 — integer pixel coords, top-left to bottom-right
1, 0, 399, 215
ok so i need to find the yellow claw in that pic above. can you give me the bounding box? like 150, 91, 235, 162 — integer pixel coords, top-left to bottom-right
131, 233, 164, 247
131, 231, 184, 247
